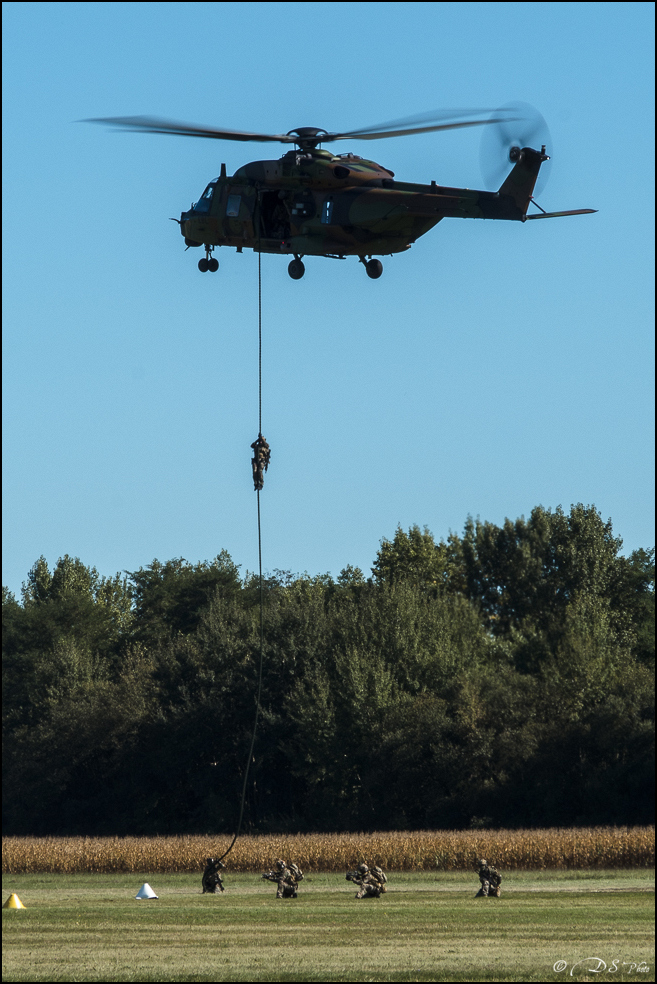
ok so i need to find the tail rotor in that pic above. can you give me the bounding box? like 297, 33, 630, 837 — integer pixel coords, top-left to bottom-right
480, 101, 552, 196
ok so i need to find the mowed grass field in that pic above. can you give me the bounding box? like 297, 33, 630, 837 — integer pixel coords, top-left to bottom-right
2, 871, 654, 983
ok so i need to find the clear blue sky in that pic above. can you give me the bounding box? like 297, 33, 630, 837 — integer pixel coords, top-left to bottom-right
3, 2, 654, 598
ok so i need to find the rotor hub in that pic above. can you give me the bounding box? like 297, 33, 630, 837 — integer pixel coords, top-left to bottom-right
286, 127, 330, 150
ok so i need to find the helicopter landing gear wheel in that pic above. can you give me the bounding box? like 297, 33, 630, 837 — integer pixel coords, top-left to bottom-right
365, 258, 383, 279
288, 258, 305, 280
199, 246, 218, 273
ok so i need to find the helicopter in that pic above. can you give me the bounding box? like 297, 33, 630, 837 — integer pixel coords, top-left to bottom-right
87, 106, 596, 279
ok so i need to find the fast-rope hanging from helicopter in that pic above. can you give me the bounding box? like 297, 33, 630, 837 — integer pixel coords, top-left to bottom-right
215, 250, 269, 865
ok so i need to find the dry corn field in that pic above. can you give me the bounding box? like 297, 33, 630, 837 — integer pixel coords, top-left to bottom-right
2, 827, 654, 874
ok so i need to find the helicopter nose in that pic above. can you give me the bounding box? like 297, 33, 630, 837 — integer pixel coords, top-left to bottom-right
180, 212, 204, 247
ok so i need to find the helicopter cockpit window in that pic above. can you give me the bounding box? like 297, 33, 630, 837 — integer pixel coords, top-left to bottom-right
195, 183, 216, 213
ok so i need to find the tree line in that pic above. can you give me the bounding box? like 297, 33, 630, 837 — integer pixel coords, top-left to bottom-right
2, 504, 654, 836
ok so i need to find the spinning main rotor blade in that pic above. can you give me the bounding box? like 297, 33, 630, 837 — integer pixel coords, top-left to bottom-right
83, 116, 295, 142
84, 108, 520, 145
328, 109, 518, 142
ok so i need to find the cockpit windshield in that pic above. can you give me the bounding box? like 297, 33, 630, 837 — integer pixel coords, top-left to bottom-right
194, 181, 217, 213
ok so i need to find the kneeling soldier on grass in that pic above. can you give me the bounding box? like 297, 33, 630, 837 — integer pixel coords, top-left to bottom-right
262, 859, 303, 898
475, 858, 501, 898
346, 863, 387, 898
202, 858, 226, 894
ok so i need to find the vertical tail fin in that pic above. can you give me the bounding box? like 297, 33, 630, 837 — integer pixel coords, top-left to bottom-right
498, 146, 549, 213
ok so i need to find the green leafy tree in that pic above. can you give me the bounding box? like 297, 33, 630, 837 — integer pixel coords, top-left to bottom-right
456, 504, 627, 653
18, 554, 133, 651
608, 547, 655, 667
3, 646, 157, 835
3, 520, 654, 834
372, 524, 464, 593
3, 556, 133, 728
129, 551, 241, 645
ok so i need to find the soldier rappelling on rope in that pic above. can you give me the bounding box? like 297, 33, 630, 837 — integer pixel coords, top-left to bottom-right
251, 434, 271, 491
201, 857, 226, 894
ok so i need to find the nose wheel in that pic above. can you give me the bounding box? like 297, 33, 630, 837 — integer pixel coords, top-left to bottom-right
198, 246, 219, 273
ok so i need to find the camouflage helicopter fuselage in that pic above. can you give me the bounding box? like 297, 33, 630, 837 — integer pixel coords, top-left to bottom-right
86, 111, 595, 274
179, 145, 551, 260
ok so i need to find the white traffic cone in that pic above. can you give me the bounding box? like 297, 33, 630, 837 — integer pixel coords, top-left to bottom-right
135, 883, 158, 899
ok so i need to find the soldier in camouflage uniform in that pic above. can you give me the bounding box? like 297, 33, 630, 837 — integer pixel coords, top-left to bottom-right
201, 857, 226, 894
262, 858, 303, 898
346, 863, 387, 898
251, 434, 271, 491
475, 858, 501, 897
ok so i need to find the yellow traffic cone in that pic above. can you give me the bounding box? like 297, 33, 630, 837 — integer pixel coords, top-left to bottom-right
3, 894, 26, 908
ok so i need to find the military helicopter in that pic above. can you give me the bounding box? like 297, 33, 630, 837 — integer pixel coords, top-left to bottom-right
87, 106, 596, 279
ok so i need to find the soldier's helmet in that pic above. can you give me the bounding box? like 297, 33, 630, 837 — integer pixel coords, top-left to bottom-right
479, 859, 487, 866
276, 859, 287, 871
358, 863, 369, 874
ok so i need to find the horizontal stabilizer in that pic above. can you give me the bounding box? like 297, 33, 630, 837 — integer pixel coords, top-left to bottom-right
524, 209, 597, 220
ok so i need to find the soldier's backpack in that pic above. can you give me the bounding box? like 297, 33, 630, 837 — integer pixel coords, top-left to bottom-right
371, 866, 387, 887
489, 869, 502, 896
